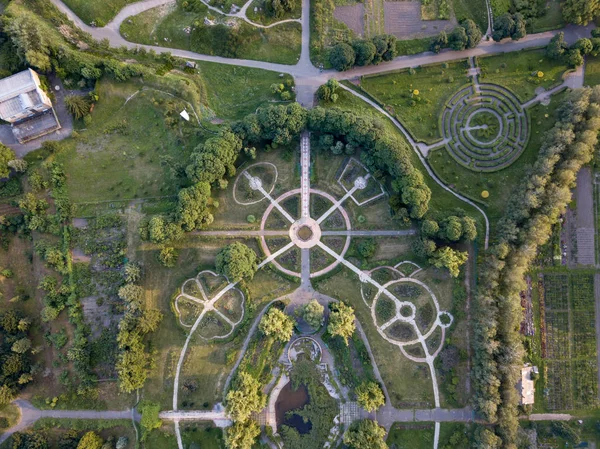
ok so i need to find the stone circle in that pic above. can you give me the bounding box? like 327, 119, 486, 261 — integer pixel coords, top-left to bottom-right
441, 83, 529, 172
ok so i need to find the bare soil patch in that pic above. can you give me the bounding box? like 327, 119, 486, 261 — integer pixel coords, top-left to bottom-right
384, 1, 455, 39
333, 4, 365, 36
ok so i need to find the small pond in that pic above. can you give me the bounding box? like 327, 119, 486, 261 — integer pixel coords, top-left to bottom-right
275, 381, 312, 434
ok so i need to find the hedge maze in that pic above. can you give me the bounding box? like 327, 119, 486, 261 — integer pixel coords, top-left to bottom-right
441, 83, 528, 172
541, 273, 599, 410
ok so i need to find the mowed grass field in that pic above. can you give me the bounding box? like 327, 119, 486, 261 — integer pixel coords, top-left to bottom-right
452, 0, 488, 32
120, 2, 302, 64
56, 80, 199, 205
478, 49, 569, 102
62, 0, 137, 24
359, 60, 470, 143
387, 423, 472, 449
428, 90, 568, 226
584, 56, 600, 87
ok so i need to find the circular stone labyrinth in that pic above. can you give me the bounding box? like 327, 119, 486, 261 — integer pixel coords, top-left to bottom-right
442, 83, 529, 172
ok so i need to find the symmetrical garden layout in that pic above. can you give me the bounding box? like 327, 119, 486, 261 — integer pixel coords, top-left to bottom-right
166, 133, 464, 449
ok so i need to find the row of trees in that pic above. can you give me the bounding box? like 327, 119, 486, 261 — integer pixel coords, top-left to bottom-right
115, 263, 163, 393
546, 32, 600, 68
0, 310, 35, 405
430, 19, 482, 53
329, 35, 398, 71
472, 87, 600, 447
492, 13, 527, 42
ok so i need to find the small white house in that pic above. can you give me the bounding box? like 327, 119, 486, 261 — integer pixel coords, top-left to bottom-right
517, 365, 538, 405
0, 69, 61, 143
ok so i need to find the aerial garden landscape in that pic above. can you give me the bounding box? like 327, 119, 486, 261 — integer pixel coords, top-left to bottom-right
1, 0, 600, 448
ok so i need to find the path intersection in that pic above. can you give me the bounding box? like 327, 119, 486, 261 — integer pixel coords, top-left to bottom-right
3, 0, 595, 447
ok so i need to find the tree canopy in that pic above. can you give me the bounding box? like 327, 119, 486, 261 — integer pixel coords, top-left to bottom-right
215, 243, 258, 282
343, 419, 388, 449
327, 301, 355, 344
0, 144, 16, 179
562, 0, 600, 25
226, 371, 266, 422
259, 307, 295, 342
356, 382, 385, 412
301, 299, 324, 329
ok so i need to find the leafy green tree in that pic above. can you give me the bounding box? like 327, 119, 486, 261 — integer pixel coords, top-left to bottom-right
139, 401, 162, 441
225, 420, 260, 449
0, 143, 16, 179
343, 419, 387, 449
11, 338, 31, 354
215, 243, 258, 282
8, 159, 28, 173
0, 385, 14, 405
353, 40, 377, 66
116, 340, 150, 393
462, 19, 482, 48
442, 216, 463, 241
65, 95, 91, 120
356, 382, 385, 412
317, 79, 340, 103
10, 430, 49, 449
372, 34, 397, 63
574, 37, 594, 55
357, 238, 377, 259
430, 31, 448, 53
566, 48, 584, 67
118, 284, 144, 305
429, 247, 468, 277
124, 263, 141, 283
330, 42, 356, 71
301, 299, 324, 329
472, 426, 502, 448
462, 216, 477, 241
449, 26, 468, 50
176, 182, 214, 231
327, 302, 355, 345
226, 371, 266, 422
421, 220, 439, 238
185, 130, 242, 186
546, 32, 567, 59
158, 246, 178, 268
259, 308, 294, 342
76, 431, 103, 449
562, 0, 600, 25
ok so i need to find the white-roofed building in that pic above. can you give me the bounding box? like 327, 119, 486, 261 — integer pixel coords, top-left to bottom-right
0, 69, 61, 143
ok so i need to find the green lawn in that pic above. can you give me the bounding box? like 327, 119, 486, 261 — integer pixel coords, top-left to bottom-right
198, 62, 296, 120
62, 0, 137, 25
359, 60, 470, 143
396, 38, 433, 56
452, 0, 488, 32
529, 0, 564, 33
387, 423, 472, 449
584, 56, 600, 86
120, 2, 302, 65
56, 80, 202, 205
428, 90, 568, 227
478, 49, 569, 103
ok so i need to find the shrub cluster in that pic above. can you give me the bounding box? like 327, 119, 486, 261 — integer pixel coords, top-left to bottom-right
430, 19, 482, 53
329, 35, 398, 71
472, 87, 600, 447
545, 32, 600, 68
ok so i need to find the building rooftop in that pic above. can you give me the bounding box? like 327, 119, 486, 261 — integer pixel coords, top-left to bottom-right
517, 366, 536, 405
12, 110, 61, 144
0, 69, 46, 121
